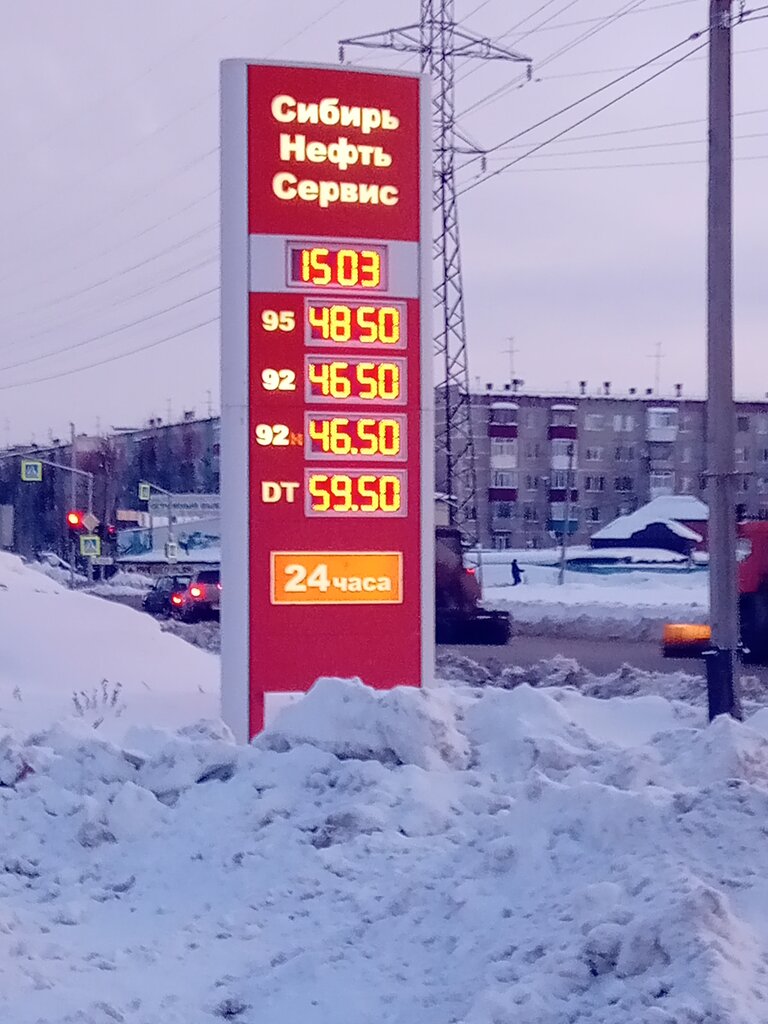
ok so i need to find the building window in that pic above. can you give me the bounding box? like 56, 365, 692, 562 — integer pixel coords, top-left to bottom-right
524, 442, 541, 459
614, 445, 635, 461
736, 503, 747, 521
615, 476, 634, 492
737, 415, 750, 432
551, 438, 576, 460
490, 407, 517, 426
700, 473, 708, 491
584, 447, 602, 461
649, 471, 674, 494
491, 438, 517, 459
584, 475, 606, 492
760, 449, 768, 464
492, 533, 512, 550
523, 505, 539, 523
586, 507, 601, 523
550, 408, 575, 427
551, 470, 576, 489
613, 414, 635, 433
735, 447, 749, 463
681, 413, 696, 432
492, 470, 517, 488
682, 447, 692, 464
758, 476, 768, 495
585, 414, 604, 431
757, 416, 768, 435
647, 409, 677, 430
525, 474, 539, 490
494, 501, 514, 518
681, 476, 693, 493
739, 475, 750, 492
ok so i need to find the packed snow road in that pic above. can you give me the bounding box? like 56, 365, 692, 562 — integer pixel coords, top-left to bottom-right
444, 635, 768, 685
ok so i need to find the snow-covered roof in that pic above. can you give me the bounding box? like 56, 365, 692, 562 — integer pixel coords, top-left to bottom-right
550, 403, 577, 411
490, 402, 519, 410
640, 495, 708, 521
592, 496, 708, 543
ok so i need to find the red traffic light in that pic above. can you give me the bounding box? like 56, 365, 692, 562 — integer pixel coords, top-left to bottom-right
66, 510, 84, 529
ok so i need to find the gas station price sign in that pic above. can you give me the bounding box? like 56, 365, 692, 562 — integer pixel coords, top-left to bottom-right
221, 60, 433, 740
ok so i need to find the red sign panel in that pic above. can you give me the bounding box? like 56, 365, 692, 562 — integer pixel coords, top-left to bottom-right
221, 61, 432, 740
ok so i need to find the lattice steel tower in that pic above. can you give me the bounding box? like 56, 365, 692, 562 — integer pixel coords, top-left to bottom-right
340, 2, 530, 540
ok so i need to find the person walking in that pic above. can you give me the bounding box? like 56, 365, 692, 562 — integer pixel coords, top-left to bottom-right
511, 559, 524, 586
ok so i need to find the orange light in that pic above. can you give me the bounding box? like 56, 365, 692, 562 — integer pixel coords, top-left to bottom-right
189, 585, 204, 599
66, 511, 83, 527
171, 594, 183, 606
663, 623, 711, 645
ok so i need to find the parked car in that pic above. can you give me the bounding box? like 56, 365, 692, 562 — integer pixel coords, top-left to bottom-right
142, 574, 192, 617
170, 568, 221, 622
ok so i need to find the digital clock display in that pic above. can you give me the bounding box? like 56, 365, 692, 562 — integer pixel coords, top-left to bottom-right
305, 356, 406, 405
305, 470, 407, 517
305, 300, 405, 348
305, 414, 407, 461
287, 243, 387, 290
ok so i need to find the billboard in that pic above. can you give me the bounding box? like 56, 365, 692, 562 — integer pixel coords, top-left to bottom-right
221, 60, 432, 740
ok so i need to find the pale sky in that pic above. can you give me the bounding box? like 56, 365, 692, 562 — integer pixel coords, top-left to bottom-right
1, 0, 766, 445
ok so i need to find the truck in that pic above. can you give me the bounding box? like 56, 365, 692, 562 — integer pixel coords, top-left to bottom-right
435, 525, 511, 645
663, 520, 768, 661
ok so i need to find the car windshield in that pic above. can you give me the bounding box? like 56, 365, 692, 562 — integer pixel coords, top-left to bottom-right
196, 570, 220, 584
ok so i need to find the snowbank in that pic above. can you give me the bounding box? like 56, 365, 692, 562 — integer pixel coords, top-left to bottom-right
0, 552, 218, 738
3, 674, 768, 1022
483, 563, 708, 641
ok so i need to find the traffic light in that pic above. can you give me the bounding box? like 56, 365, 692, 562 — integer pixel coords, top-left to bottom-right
66, 510, 85, 531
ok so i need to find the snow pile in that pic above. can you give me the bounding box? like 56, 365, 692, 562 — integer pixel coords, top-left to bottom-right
3, 675, 768, 1021
0, 552, 218, 737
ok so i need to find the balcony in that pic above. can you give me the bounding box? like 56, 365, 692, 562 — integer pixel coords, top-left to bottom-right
548, 424, 578, 441
488, 487, 518, 502
646, 425, 678, 443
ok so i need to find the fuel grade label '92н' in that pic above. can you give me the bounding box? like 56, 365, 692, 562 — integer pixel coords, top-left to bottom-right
221, 60, 433, 741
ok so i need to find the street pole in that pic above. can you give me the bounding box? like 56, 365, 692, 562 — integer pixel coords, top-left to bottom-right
558, 442, 574, 586
69, 423, 76, 590
86, 472, 94, 584
706, 0, 741, 720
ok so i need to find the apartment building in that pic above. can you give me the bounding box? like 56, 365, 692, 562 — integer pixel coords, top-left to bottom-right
437, 385, 768, 550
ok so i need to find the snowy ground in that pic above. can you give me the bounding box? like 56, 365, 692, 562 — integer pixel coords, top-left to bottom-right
0, 553, 218, 738
478, 560, 708, 641
5, 550, 768, 1022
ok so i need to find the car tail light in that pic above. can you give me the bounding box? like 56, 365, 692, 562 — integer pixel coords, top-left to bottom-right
465, 567, 476, 576
171, 594, 183, 606
190, 585, 204, 599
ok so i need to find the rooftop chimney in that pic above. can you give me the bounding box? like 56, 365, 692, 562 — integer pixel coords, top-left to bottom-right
603, 381, 611, 396
674, 383, 683, 398
629, 387, 637, 396
579, 380, 587, 396
645, 388, 653, 396
486, 383, 493, 391
503, 383, 511, 392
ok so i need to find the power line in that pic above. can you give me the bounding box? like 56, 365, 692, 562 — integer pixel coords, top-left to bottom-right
490, 106, 768, 149
0, 255, 216, 352
460, 0, 655, 117
487, 152, 768, 172
0, 289, 218, 374
0, 156, 218, 299
528, 41, 768, 80
486, 128, 768, 160
458, 35, 708, 194
0, 317, 218, 392
459, 27, 707, 173
0, 225, 216, 323
511, 0, 698, 34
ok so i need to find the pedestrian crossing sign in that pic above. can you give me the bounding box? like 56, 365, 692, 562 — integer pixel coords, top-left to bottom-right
80, 534, 101, 557
21, 460, 43, 482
